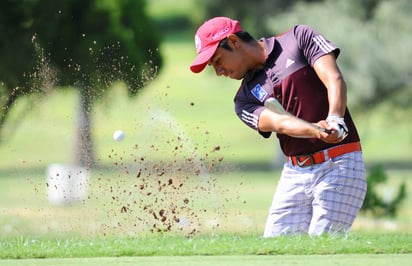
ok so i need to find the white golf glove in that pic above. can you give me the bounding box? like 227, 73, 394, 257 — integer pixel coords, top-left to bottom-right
326, 114, 348, 140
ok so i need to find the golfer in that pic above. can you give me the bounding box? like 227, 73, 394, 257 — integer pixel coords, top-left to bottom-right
189, 17, 366, 237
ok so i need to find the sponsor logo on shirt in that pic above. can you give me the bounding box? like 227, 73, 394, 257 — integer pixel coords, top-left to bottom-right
251, 84, 268, 102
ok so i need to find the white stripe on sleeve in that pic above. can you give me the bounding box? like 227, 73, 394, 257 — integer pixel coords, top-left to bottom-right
241, 110, 259, 129
313, 35, 334, 54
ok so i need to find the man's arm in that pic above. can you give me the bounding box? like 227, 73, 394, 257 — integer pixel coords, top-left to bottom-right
258, 109, 328, 139
313, 52, 347, 117
313, 52, 349, 141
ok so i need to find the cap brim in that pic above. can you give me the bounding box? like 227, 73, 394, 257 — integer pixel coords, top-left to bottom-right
190, 43, 219, 73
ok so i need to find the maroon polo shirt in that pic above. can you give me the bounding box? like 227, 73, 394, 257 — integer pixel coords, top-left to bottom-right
234, 25, 360, 156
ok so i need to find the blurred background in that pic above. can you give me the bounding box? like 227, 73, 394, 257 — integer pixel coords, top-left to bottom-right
0, 0, 411, 238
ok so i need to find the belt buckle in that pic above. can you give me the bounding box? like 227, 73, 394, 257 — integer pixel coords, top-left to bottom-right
295, 155, 314, 167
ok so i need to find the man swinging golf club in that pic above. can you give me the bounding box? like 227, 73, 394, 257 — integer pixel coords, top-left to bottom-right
190, 17, 366, 237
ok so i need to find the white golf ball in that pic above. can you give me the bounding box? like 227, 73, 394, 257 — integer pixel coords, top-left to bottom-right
113, 130, 125, 141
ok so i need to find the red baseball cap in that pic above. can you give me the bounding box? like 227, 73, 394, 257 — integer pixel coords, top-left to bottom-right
190, 17, 242, 73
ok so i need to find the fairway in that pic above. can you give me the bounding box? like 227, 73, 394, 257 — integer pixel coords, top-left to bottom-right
2, 254, 412, 266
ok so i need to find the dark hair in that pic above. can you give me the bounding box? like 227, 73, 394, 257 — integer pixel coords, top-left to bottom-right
218, 31, 255, 51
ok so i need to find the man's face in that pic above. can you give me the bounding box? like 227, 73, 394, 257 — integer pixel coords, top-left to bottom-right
208, 45, 248, 80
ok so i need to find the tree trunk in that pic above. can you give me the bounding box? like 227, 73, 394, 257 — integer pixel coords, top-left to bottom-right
74, 88, 96, 168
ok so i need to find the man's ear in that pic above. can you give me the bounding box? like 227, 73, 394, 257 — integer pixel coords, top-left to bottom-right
227, 34, 240, 48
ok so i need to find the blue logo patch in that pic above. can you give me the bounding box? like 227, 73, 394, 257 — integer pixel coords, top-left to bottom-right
251, 84, 268, 102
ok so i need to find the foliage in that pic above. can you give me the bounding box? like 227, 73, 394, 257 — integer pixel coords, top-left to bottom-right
197, 0, 318, 36
361, 164, 407, 217
0, 0, 163, 140
29, 0, 162, 93
0, 0, 163, 167
0, 1, 51, 130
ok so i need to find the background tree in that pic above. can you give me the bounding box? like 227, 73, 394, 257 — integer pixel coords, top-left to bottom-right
0, 0, 163, 167
0, 1, 50, 136
198, 0, 322, 37
361, 164, 406, 217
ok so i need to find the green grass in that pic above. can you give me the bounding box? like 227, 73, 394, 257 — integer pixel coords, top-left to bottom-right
1, 234, 411, 259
